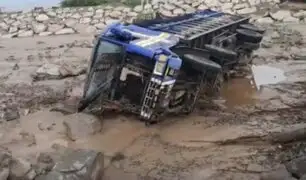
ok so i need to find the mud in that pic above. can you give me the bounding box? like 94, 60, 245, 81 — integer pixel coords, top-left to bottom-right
1, 23, 306, 179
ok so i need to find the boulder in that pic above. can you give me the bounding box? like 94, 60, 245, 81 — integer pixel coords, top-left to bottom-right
48, 24, 64, 33
35, 14, 49, 22
9, 158, 36, 180
256, 17, 274, 24
63, 113, 102, 141
133, 5, 143, 13
39, 32, 53, 36
55, 28, 75, 35
80, 17, 92, 24
17, 30, 34, 37
270, 10, 292, 21
64, 19, 78, 28
9, 26, 18, 34
173, 8, 185, 16
36, 149, 104, 180
35, 64, 61, 80
286, 157, 306, 178
237, 7, 257, 15
94, 23, 106, 30
32, 23, 47, 33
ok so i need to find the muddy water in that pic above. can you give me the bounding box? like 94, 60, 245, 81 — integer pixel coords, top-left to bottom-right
220, 78, 258, 109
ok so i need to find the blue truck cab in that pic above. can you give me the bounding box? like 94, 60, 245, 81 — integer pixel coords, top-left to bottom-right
78, 9, 264, 123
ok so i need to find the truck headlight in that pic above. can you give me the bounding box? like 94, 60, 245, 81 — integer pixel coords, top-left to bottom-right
153, 55, 167, 75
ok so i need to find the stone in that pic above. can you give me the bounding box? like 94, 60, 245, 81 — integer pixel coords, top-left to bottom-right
46, 11, 57, 17
1, 107, 20, 121
64, 19, 78, 28
198, 4, 209, 11
55, 28, 75, 35
39, 32, 53, 36
110, 11, 122, 19
133, 5, 143, 13
63, 113, 102, 141
48, 24, 64, 33
286, 157, 306, 178
32, 23, 47, 33
260, 165, 293, 180
160, 10, 173, 17
83, 11, 94, 17
80, 17, 92, 24
0, 169, 9, 180
71, 13, 82, 19
233, 3, 249, 10
163, 4, 176, 11
237, 7, 257, 15
96, 9, 104, 14
9, 26, 18, 34
221, 3, 233, 10
256, 17, 274, 24
105, 19, 120, 25
35, 14, 49, 22
173, 8, 185, 16
127, 12, 138, 17
9, 158, 36, 180
293, 11, 306, 19
18, 30, 34, 37
283, 16, 299, 23
270, 10, 292, 21
94, 23, 106, 30
1, 33, 17, 38
0, 22, 9, 31
36, 149, 104, 180
35, 64, 61, 80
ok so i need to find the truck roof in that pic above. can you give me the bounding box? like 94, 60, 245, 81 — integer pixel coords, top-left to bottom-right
134, 9, 249, 41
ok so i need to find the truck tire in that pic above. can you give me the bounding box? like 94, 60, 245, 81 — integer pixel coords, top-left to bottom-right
243, 42, 260, 50
236, 29, 263, 44
239, 23, 265, 34
204, 44, 237, 60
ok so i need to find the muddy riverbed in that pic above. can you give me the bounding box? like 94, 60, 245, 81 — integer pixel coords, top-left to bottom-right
1, 23, 306, 180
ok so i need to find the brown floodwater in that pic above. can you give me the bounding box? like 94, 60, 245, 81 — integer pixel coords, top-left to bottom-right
220, 78, 258, 110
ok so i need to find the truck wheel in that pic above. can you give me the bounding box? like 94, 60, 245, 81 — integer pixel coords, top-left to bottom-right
236, 29, 263, 44
243, 42, 260, 51
239, 24, 265, 34
204, 44, 237, 60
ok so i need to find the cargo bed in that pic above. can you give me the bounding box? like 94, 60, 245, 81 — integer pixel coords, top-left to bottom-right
135, 9, 250, 43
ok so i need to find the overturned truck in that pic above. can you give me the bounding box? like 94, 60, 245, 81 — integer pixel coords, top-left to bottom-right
78, 9, 265, 124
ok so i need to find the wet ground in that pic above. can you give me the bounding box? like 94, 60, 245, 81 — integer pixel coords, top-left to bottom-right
1, 22, 306, 179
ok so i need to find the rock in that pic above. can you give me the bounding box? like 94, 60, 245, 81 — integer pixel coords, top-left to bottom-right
46, 11, 57, 17
0, 169, 9, 180
2, 107, 20, 121
260, 165, 293, 180
17, 30, 34, 37
96, 9, 104, 14
39, 32, 53, 36
133, 5, 143, 13
221, 3, 233, 10
1, 33, 17, 38
35, 14, 49, 22
270, 10, 292, 21
197, 4, 209, 10
32, 23, 47, 33
35, 64, 61, 80
94, 23, 106, 30
286, 157, 306, 178
37, 149, 104, 180
173, 8, 185, 16
64, 19, 77, 28
9, 158, 36, 180
0, 150, 12, 168
35, 153, 55, 175
80, 17, 92, 24
283, 16, 299, 23
163, 4, 176, 11
237, 7, 257, 15
127, 12, 138, 17
293, 11, 306, 19
9, 26, 18, 34
256, 17, 274, 24
0, 22, 9, 31
63, 113, 102, 141
110, 11, 121, 19
71, 13, 82, 19
105, 19, 120, 26
160, 10, 173, 17
55, 28, 75, 35
83, 11, 94, 17
48, 24, 64, 33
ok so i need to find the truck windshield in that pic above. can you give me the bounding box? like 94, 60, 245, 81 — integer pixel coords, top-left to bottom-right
86, 40, 123, 98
